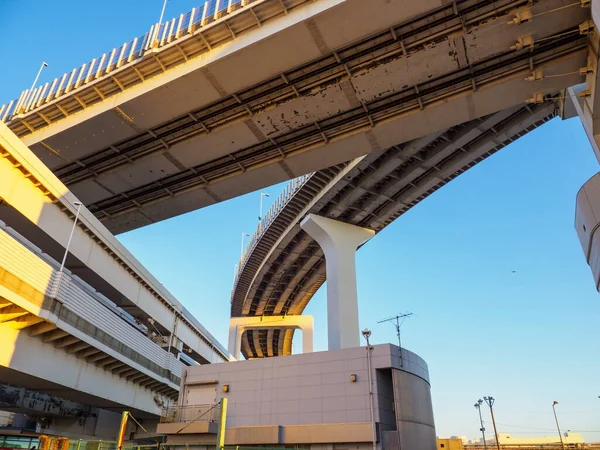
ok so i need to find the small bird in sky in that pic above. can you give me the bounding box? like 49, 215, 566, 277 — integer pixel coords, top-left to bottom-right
511, 270, 517, 274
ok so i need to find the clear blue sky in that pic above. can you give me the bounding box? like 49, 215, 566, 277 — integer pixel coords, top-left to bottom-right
1, 0, 599, 442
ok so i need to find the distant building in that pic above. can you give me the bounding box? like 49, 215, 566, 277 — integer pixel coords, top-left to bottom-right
477, 433, 585, 445
438, 437, 465, 450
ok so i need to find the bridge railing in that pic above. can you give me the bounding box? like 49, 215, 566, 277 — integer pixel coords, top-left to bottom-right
0, 220, 184, 384
233, 173, 314, 290
160, 403, 221, 423
0, 0, 247, 124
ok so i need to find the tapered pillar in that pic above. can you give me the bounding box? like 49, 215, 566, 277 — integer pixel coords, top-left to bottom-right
300, 214, 375, 350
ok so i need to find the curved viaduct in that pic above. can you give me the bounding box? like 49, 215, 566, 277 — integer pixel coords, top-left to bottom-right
231, 101, 557, 359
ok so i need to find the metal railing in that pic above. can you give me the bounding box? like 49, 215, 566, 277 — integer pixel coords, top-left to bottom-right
0, 0, 248, 123
160, 403, 221, 424
0, 222, 183, 385
233, 173, 314, 290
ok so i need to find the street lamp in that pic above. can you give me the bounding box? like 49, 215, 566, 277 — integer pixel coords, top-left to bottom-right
361, 329, 376, 450
30, 62, 48, 93
25, 62, 49, 108
552, 401, 566, 450
59, 202, 83, 273
474, 399, 488, 450
158, 0, 168, 25
240, 233, 250, 260
259, 192, 270, 221
483, 396, 501, 450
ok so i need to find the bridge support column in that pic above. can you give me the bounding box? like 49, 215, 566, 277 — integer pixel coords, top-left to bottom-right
228, 315, 314, 360
300, 214, 375, 351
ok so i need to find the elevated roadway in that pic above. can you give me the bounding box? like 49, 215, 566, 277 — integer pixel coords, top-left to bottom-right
0, 122, 227, 419
231, 101, 558, 359
0, 0, 591, 233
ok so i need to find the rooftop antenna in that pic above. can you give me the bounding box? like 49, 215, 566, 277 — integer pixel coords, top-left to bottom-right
378, 312, 413, 366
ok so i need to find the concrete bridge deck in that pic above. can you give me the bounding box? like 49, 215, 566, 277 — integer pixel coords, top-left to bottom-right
0, 0, 590, 233
0, 122, 228, 416
0, 122, 227, 366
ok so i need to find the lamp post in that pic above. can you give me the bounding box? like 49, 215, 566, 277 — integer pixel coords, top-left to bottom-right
30, 62, 48, 93
474, 399, 488, 450
483, 396, 501, 450
259, 192, 270, 221
362, 329, 376, 450
59, 202, 83, 273
158, 0, 168, 25
25, 62, 48, 108
240, 233, 250, 261
552, 401, 566, 450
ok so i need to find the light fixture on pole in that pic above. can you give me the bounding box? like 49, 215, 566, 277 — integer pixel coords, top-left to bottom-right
483, 396, 501, 450
240, 233, 250, 260
474, 399, 488, 450
259, 192, 270, 221
30, 62, 48, 92
59, 202, 83, 273
552, 401, 566, 450
361, 329, 377, 450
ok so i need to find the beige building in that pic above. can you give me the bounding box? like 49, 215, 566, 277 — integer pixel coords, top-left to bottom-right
158, 344, 436, 450
485, 433, 585, 445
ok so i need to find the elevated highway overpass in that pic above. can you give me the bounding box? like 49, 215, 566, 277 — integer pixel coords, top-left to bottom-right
231, 101, 558, 359
0, 0, 592, 233
0, 122, 227, 430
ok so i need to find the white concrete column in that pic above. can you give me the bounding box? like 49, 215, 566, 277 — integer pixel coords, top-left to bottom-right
300, 214, 375, 350
227, 321, 241, 361
301, 322, 313, 355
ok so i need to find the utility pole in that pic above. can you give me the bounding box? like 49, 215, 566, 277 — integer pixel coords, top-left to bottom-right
552, 401, 566, 450
474, 399, 488, 450
378, 312, 412, 366
483, 396, 501, 450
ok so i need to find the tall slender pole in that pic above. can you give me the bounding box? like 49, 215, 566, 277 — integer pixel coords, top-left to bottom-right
484, 397, 501, 450
158, 0, 168, 25
240, 233, 250, 261
362, 329, 377, 450
30, 62, 48, 92
59, 202, 83, 273
552, 401, 566, 450
474, 400, 488, 450
259, 193, 270, 221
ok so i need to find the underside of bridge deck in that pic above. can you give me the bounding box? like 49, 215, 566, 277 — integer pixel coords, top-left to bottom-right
5, 0, 590, 234
232, 101, 558, 359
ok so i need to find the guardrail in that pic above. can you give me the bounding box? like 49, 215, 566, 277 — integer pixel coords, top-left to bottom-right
160, 403, 221, 423
233, 173, 314, 290
0, 0, 248, 123
0, 221, 183, 384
